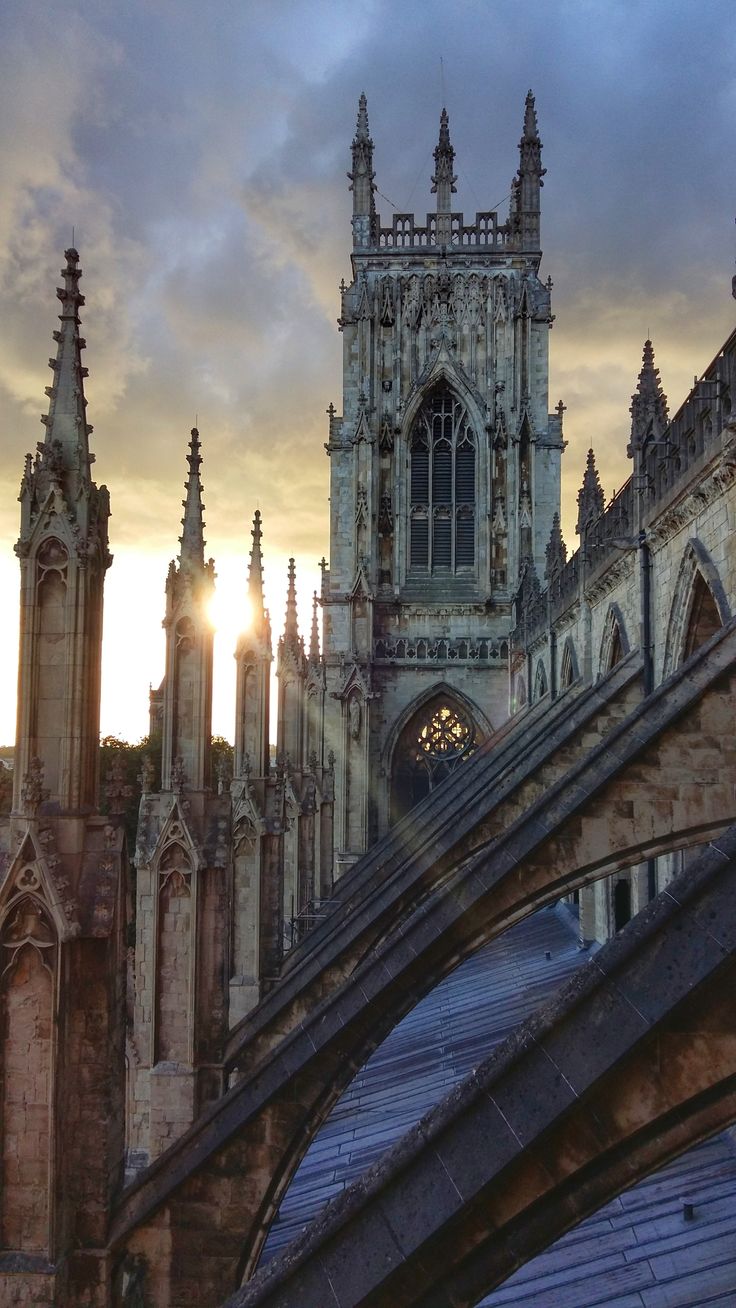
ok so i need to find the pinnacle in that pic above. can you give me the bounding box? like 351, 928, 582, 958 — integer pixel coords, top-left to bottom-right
431, 105, 457, 207
179, 427, 206, 570
545, 511, 567, 580
576, 447, 605, 536
523, 89, 539, 140
41, 246, 92, 477
354, 92, 371, 144
635, 338, 665, 397
283, 557, 301, 651
309, 591, 320, 662
247, 508, 266, 621
630, 338, 669, 453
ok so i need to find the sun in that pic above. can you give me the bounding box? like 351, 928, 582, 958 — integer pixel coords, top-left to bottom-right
207, 561, 253, 647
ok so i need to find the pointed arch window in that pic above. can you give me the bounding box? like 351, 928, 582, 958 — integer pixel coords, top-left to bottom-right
683, 571, 722, 660
391, 697, 478, 823
409, 386, 476, 573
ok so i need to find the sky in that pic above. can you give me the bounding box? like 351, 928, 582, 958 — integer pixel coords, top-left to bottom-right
0, 0, 734, 745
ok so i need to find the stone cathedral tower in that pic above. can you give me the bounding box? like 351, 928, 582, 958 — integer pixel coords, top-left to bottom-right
323, 93, 563, 867
0, 250, 126, 1306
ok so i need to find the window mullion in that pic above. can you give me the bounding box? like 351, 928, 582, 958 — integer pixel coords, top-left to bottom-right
451, 429, 456, 574
428, 433, 433, 572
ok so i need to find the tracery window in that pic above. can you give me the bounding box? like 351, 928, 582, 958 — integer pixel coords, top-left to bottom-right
391, 698, 477, 823
409, 386, 476, 573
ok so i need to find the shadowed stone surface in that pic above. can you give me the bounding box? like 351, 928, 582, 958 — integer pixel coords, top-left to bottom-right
259, 906, 736, 1306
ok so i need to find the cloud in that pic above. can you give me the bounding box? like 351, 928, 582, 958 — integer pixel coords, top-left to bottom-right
0, 0, 734, 741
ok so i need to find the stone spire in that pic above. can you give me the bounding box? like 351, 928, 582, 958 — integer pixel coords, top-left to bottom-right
282, 557, 302, 655
39, 247, 94, 505
248, 508, 266, 624
576, 448, 605, 537
277, 558, 306, 766
432, 108, 457, 215
309, 591, 320, 662
514, 90, 545, 250
179, 427, 206, 572
15, 247, 111, 813
544, 512, 567, 580
234, 512, 272, 781
349, 92, 376, 249
628, 339, 669, 456
161, 427, 214, 792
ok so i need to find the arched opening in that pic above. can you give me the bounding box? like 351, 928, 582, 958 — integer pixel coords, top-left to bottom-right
390, 695, 479, 825
663, 541, 730, 677
684, 571, 722, 660
609, 624, 623, 668
613, 878, 632, 932
599, 605, 629, 679
408, 384, 476, 575
560, 638, 578, 690
533, 659, 548, 702
514, 672, 528, 713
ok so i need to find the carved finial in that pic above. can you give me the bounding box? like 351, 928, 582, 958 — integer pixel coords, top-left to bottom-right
179, 428, 206, 571
248, 508, 266, 623
281, 554, 307, 669
170, 757, 187, 792
544, 512, 567, 581
576, 448, 605, 536
309, 591, 320, 662
38, 246, 92, 485
349, 92, 376, 246
105, 754, 134, 815
282, 557, 301, 652
628, 339, 669, 457
355, 91, 370, 143
327, 749, 336, 771
513, 90, 545, 250
522, 89, 539, 141
431, 107, 457, 214
319, 555, 329, 599
21, 757, 49, 815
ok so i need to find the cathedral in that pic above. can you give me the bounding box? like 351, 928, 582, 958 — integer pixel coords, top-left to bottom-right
1, 91, 735, 1308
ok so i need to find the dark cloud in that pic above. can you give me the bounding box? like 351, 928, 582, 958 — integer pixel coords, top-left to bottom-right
0, 0, 734, 739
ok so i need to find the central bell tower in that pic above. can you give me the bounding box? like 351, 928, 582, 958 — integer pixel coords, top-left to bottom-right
323, 94, 564, 866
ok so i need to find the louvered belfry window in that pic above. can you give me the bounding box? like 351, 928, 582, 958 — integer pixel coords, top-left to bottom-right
409, 386, 476, 572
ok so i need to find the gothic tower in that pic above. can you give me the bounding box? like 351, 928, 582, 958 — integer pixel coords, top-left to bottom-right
0, 250, 126, 1308
323, 94, 563, 865
130, 431, 230, 1166
14, 249, 110, 811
